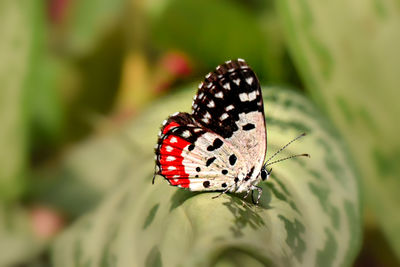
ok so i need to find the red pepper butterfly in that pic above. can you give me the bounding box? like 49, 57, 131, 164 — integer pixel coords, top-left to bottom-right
153, 59, 308, 204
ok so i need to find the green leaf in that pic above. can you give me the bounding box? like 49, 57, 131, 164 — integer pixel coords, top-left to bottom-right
0, 0, 44, 200
51, 87, 361, 266
276, 0, 400, 259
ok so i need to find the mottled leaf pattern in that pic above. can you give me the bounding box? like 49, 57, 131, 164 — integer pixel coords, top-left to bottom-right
277, 0, 400, 259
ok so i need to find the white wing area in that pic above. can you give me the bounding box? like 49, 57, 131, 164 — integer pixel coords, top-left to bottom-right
225, 111, 266, 192
182, 131, 248, 191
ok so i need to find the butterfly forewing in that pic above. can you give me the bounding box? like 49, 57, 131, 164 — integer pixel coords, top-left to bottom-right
155, 59, 267, 192
192, 59, 267, 187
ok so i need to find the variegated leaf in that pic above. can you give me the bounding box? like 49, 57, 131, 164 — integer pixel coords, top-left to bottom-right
51, 87, 361, 267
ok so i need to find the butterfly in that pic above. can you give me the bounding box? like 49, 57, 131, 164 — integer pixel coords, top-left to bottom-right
153, 59, 308, 204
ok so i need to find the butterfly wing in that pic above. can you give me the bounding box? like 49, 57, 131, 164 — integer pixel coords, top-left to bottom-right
154, 59, 267, 192
155, 112, 247, 191
191, 59, 267, 186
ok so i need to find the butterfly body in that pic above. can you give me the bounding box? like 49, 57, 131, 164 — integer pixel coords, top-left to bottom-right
154, 59, 270, 199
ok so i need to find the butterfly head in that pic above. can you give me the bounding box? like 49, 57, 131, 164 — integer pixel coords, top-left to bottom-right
260, 167, 271, 181
257, 133, 310, 185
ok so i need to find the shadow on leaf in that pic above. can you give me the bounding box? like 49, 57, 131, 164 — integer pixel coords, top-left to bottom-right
222, 195, 268, 238
143, 203, 160, 230
145, 246, 162, 267
169, 189, 201, 212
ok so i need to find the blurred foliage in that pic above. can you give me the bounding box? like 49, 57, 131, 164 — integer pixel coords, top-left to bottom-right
0, 203, 45, 266
0, 0, 398, 266
0, 0, 39, 201
51, 87, 361, 266
150, 0, 299, 84
276, 0, 400, 260
54, 0, 127, 56
34, 131, 136, 218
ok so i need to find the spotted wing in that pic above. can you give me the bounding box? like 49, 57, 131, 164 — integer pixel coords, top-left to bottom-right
155, 112, 247, 191
191, 59, 267, 182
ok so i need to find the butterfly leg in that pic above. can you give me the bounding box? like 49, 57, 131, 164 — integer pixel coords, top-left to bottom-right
243, 187, 252, 199
239, 188, 253, 207
212, 183, 236, 200
211, 188, 230, 199
152, 173, 156, 184
251, 186, 263, 205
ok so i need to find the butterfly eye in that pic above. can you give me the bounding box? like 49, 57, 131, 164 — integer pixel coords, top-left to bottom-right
261, 169, 268, 181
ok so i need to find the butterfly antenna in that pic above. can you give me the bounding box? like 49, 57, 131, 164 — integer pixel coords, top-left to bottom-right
265, 153, 310, 167
264, 133, 307, 167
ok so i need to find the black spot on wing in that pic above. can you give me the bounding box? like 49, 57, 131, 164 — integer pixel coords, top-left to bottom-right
203, 181, 210, 188
213, 138, 223, 149
242, 123, 255, 131
207, 138, 224, 151
229, 154, 237, 166
206, 157, 216, 167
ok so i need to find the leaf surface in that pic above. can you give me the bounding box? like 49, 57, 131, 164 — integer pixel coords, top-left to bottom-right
0, 203, 44, 266
277, 0, 400, 258
51, 86, 361, 266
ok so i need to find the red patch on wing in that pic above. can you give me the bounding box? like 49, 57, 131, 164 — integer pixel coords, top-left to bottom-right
159, 134, 191, 188
162, 122, 180, 135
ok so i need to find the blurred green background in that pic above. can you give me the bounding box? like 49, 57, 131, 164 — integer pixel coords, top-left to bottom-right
0, 0, 399, 266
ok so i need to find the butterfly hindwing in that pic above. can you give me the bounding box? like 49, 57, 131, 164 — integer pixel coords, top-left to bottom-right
155, 112, 247, 191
